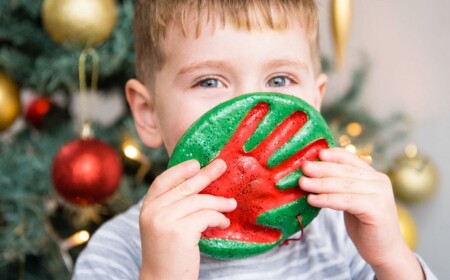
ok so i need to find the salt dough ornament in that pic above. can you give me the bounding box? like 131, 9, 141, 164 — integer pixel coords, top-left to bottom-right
169, 93, 335, 259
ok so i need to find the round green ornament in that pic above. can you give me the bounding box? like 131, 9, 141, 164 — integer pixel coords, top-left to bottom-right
169, 93, 335, 259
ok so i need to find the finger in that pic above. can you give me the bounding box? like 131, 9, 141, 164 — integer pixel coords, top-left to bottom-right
144, 159, 201, 201
307, 192, 373, 215
273, 138, 328, 180
319, 148, 374, 170
160, 159, 227, 206
252, 111, 307, 164
180, 210, 232, 234
167, 195, 237, 221
301, 160, 379, 180
300, 176, 380, 195
307, 191, 396, 224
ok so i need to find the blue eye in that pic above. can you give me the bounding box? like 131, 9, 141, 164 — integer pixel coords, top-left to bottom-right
268, 76, 290, 87
267, 76, 295, 87
198, 78, 221, 88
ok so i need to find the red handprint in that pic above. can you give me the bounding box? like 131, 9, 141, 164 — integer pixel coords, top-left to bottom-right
201, 102, 329, 244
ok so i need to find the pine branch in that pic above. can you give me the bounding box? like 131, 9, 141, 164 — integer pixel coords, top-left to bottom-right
0, 0, 135, 93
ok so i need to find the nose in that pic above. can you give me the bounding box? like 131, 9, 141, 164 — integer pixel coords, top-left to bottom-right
235, 78, 265, 97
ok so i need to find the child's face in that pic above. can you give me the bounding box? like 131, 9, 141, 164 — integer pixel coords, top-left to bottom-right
127, 19, 327, 154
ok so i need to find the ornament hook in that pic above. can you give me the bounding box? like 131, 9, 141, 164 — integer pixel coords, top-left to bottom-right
78, 48, 99, 138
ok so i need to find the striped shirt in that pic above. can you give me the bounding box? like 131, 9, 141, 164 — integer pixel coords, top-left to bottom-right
73, 201, 437, 279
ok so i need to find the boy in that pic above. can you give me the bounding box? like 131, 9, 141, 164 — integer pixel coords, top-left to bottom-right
74, 0, 437, 279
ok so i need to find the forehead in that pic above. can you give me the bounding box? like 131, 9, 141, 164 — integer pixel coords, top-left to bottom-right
160, 17, 313, 77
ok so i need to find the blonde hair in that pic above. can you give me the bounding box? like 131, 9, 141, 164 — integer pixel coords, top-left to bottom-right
134, 0, 321, 85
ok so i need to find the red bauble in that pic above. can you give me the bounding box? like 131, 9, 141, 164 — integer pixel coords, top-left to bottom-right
52, 138, 123, 206
25, 97, 53, 129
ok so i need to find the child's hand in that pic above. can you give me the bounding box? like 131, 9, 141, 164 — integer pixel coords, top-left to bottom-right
138, 159, 237, 280
300, 148, 424, 279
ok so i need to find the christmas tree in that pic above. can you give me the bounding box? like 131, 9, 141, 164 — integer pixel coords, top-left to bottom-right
0, 1, 169, 278
0, 1, 425, 279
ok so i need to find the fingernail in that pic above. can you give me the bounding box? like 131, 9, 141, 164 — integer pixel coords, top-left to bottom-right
228, 198, 237, 208
300, 176, 310, 184
212, 159, 227, 172
319, 149, 330, 159
299, 177, 312, 191
186, 159, 200, 172
226, 218, 231, 227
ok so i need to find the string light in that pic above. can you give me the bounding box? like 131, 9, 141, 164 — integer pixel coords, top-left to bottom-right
57, 229, 90, 273
339, 134, 351, 146
345, 144, 356, 154
338, 122, 374, 164
346, 122, 362, 137
121, 138, 152, 181
360, 155, 373, 164
123, 141, 141, 160
60, 230, 91, 251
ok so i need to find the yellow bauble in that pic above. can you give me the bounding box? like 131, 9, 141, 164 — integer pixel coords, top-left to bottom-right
397, 204, 417, 250
42, 0, 117, 47
389, 153, 439, 203
0, 72, 21, 132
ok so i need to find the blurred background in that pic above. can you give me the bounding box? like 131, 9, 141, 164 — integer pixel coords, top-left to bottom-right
0, 0, 448, 278
319, 0, 450, 278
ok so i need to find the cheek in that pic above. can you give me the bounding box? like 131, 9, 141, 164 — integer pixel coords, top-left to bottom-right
294, 83, 322, 110
288, 90, 316, 109
163, 104, 218, 156
158, 97, 233, 154
162, 114, 200, 155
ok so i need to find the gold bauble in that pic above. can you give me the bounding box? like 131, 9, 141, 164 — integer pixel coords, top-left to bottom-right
397, 204, 417, 250
388, 152, 439, 203
331, 0, 352, 69
0, 71, 21, 132
42, 0, 117, 47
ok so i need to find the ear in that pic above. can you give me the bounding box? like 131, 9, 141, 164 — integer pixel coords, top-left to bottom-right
125, 79, 163, 147
313, 73, 328, 110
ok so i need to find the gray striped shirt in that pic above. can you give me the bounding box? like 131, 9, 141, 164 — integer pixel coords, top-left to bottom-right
73, 201, 437, 279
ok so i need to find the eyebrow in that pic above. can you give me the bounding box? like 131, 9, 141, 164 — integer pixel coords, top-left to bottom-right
263, 59, 309, 73
177, 58, 309, 77
177, 60, 231, 76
